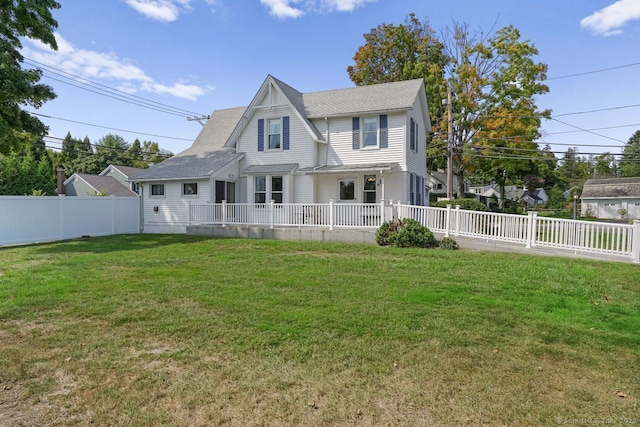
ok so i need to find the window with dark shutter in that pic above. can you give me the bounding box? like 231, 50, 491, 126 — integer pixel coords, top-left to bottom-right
410, 117, 416, 152
379, 114, 388, 148
258, 119, 264, 152
282, 116, 290, 150
352, 117, 360, 149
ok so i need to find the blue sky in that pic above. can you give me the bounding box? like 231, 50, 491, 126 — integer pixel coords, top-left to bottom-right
22, 0, 640, 161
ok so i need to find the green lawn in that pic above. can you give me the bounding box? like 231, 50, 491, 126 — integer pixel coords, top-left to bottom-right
1, 234, 639, 426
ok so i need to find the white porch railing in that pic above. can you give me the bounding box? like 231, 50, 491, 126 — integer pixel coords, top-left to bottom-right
188, 201, 640, 262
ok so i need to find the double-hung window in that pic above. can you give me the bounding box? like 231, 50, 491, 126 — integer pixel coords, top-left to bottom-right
268, 118, 281, 150
151, 184, 165, 196
254, 176, 266, 203
362, 117, 378, 147
271, 176, 283, 203
410, 117, 418, 152
363, 175, 377, 203
254, 175, 283, 203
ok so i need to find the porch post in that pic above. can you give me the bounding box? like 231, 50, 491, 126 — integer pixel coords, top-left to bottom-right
632, 221, 640, 263
445, 204, 451, 238
269, 200, 275, 229
379, 199, 385, 225
222, 200, 227, 227
329, 199, 334, 231
525, 211, 533, 248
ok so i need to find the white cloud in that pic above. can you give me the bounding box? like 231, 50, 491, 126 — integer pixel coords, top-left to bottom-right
260, 0, 304, 19
23, 33, 207, 101
260, 0, 373, 19
580, 0, 640, 36
124, 0, 193, 22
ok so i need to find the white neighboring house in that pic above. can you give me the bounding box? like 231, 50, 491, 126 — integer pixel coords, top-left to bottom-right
581, 177, 640, 219
132, 75, 431, 233
63, 165, 143, 197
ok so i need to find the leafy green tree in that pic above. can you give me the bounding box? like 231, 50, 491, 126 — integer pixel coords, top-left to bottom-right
142, 140, 172, 165
619, 130, 640, 177
89, 134, 131, 173
0, 0, 60, 154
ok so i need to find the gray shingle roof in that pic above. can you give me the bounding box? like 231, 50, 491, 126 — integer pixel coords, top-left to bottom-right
299, 162, 398, 174
242, 163, 298, 174
74, 174, 137, 197
582, 177, 640, 198
133, 77, 426, 182
133, 107, 246, 181
105, 165, 146, 178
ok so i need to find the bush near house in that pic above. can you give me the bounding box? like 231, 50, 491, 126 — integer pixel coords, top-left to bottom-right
376, 218, 436, 248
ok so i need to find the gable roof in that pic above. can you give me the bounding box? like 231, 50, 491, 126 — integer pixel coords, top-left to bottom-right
101, 165, 146, 179
582, 177, 640, 198
132, 107, 246, 181
65, 174, 137, 197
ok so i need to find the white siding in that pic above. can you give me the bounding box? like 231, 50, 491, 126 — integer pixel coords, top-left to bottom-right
405, 96, 428, 177
239, 105, 317, 169
142, 179, 209, 233
321, 114, 406, 167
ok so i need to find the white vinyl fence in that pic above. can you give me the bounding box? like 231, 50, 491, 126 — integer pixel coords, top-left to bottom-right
0, 196, 140, 246
189, 201, 640, 262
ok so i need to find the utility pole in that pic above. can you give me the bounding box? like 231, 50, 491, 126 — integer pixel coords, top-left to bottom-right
446, 86, 454, 200
187, 115, 210, 127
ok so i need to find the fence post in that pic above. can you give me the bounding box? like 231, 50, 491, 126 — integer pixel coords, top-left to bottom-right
111, 196, 116, 234
379, 199, 385, 225
222, 200, 227, 227
187, 200, 192, 226
525, 211, 533, 248
632, 221, 640, 263
59, 196, 65, 240
445, 204, 451, 238
269, 200, 275, 229
454, 205, 461, 236
329, 199, 334, 230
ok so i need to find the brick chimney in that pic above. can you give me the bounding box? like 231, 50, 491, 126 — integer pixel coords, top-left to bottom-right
56, 168, 66, 195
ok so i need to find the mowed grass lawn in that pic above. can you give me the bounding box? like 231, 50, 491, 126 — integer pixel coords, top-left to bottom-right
0, 235, 638, 426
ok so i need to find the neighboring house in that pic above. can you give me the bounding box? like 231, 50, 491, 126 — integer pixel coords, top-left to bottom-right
520, 188, 548, 207
63, 165, 144, 197
427, 170, 468, 199
581, 177, 640, 219
132, 75, 431, 233
469, 183, 521, 207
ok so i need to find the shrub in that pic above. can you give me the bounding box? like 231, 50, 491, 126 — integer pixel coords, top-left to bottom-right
431, 198, 488, 211
438, 237, 459, 250
376, 218, 435, 248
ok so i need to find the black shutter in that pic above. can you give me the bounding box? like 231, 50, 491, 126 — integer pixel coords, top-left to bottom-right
352, 117, 360, 150
379, 114, 388, 148
283, 116, 290, 150
257, 119, 264, 152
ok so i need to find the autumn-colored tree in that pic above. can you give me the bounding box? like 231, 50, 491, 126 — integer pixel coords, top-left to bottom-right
348, 17, 550, 200
438, 23, 550, 198
347, 13, 448, 144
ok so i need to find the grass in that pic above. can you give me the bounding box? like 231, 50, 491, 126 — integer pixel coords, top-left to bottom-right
0, 234, 639, 426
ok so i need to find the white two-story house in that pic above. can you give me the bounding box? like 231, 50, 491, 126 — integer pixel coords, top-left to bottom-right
133, 75, 430, 233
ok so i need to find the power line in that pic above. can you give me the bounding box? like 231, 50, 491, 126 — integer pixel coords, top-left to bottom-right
30, 111, 193, 142
547, 61, 640, 80
23, 57, 207, 118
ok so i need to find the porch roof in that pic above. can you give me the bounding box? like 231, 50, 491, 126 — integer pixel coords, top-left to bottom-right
242, 163, 299, 175
299, 162, 398, 174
